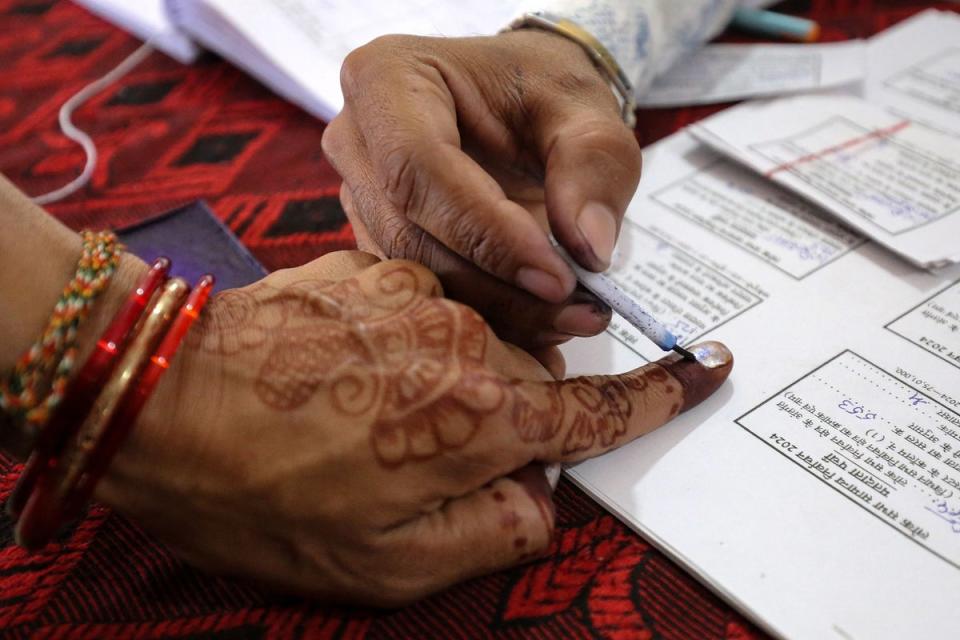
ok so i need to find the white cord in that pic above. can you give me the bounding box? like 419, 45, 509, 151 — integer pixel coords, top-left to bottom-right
31, 43, 155, 206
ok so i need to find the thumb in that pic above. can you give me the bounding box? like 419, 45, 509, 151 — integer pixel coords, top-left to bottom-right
538, 106, 642, 272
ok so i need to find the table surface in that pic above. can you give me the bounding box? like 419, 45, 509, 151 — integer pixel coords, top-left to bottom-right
0, 1, 953, 637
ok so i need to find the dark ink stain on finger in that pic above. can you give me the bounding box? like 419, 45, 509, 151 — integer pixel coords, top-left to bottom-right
664, 384, 675, 394
514, 537, 527, 549
670, 402, 680, 416
492, 491, 506, 503
657, 341, 733, 413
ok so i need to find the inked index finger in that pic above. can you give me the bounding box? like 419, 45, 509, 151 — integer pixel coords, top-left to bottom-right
513, 341, 734, 463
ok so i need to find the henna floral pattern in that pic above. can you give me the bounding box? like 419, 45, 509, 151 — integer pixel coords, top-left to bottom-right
188, 285, 285, 355
200, 266, 516, 467
368, 302, 507, 467
199, 263, 692, 470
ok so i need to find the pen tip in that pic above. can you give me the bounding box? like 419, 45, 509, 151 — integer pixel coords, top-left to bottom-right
672, 345, 698, 362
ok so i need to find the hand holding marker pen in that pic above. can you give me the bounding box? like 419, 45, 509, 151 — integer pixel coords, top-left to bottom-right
551, 241, 696, 361
545, 10, 818, 359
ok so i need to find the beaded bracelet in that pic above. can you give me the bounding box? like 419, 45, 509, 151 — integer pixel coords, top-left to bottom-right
6, 258, 171, 520
15, 277, 191, 550
0, 231, 121, 433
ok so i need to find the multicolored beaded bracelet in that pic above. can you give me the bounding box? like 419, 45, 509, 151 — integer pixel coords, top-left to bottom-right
0, 230, 121, 432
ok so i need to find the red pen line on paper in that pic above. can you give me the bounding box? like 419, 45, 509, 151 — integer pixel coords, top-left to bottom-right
764, 119, 911, 178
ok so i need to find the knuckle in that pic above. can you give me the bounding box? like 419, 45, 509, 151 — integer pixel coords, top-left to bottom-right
375, 212, 409, 254
342, 35, 418, 98
442, 297, 487, 328
339, 47, 372, 97
366, 33, 416, 52
602, 129, 642, 173
379, 140, 425, 215
614, 134, 643, 177
564, 124, 642, 184
552, 68, 608, 98
383, 218, 434, 267
337, 186, 354, 217
573, 124, 638, 162
377, 258, 444, 296
320, 116, 347, 165
447, 214, 512, 274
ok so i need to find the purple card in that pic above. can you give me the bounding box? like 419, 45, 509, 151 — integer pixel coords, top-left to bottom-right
118, 201, 267, 292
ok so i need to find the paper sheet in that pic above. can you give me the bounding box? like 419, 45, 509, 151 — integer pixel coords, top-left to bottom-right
690, 94, 960, 268
167, 0, 522, 121
73, 0, 199, 63
164, 0, 858, 120
638, 41, 866, 107
561, 123, 960, 639
688, 10, 960, 268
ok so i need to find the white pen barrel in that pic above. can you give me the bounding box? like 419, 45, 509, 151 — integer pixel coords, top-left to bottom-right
553, 244, 678, 352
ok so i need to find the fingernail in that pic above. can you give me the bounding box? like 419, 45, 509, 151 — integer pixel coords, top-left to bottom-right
576, 202, 618, 270
543, 463, 562, 491
553, 302, 611, 336
688, 341, 733, 369
516, 267, 566, 303
510, 464, 557, 519
657, 341, 734, 413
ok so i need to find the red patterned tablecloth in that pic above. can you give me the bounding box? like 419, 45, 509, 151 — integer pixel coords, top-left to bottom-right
0, 1, 954, 637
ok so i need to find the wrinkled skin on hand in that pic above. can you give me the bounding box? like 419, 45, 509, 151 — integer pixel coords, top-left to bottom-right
95, 252, 731, 606
322, 30, 643, 349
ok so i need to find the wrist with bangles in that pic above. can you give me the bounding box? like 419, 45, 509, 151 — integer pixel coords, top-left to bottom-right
0, 232, 214, 550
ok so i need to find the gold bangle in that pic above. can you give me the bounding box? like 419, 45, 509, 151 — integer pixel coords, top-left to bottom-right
505, 12, 637, 128
55, 278, 189, 496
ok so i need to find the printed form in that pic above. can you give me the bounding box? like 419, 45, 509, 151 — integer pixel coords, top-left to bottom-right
689, 10, 960, 268
638, 41, 865, 108
559, 13, 960, 639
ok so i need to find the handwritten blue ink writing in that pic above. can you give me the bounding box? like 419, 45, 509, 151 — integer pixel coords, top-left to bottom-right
839, 398, 877, 420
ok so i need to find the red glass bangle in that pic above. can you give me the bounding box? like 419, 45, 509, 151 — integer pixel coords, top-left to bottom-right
65, 275, 216, 516
15, 277, 191, 550
6, 258, 170, 520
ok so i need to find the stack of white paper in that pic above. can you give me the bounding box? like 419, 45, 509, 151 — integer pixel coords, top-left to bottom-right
638, 40, 866, 107
562, 11, 960, 638
72, 0, 869, 119
689, 10, 960, 268
75, 0, 199, 63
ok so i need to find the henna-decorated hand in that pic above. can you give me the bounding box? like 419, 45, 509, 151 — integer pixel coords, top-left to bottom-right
95, 251, 732, 606
322, 31, 642, 349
